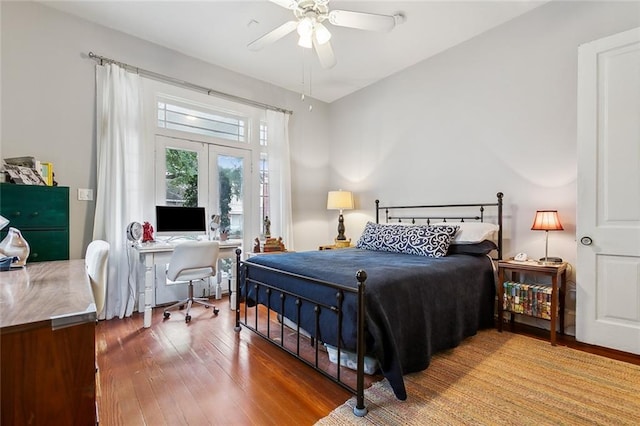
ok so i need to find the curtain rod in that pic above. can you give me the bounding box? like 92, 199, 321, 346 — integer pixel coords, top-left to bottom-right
88, 52, 293, 115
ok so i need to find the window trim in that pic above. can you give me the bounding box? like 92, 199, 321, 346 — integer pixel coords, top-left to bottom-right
157, 97, 248, 143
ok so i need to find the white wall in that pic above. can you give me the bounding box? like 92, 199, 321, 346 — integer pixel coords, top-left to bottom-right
328, 1, 640, 332
0, 1, 331, 257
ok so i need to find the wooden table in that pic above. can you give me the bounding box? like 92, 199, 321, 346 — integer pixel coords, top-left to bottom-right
0, 259, 97, 424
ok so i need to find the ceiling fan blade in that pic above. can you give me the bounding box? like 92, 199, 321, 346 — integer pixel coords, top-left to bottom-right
269, 0, 299, 10
328, 9, 397, 32
313, 37, 337, 69
248, 20, 298, 51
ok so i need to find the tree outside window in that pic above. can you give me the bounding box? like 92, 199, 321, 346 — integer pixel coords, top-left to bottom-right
165, 148, 242, 240
217, 156, 243, 238
165, 148, 198, 207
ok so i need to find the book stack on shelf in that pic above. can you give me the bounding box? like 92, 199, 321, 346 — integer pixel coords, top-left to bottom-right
502, 282, 552, 319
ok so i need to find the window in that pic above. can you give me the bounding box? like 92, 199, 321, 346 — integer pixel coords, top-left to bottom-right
259, 122, 270, 236
155, 136, 208, 210
215, 152, 246, 240
157, 101, 246, 142
260, 122, 268, 146
164, 148, 198, 207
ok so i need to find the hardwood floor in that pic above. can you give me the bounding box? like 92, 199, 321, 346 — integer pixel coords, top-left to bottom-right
95, 298, 354, 426
96, 298, 640, 425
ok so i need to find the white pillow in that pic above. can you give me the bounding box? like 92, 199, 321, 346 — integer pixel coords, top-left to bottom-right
433, 222, 499, 244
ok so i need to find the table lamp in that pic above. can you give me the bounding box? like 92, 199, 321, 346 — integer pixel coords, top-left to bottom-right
531, 210, 564, 263
327, 190, 354, 247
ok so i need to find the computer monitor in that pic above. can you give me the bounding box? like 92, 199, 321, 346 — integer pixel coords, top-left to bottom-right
155, 205, 206, 237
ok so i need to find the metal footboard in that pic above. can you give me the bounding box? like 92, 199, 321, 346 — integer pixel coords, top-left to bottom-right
233, 249, 368, 417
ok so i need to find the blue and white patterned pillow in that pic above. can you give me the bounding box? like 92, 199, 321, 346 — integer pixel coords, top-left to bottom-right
356, 222, 459, 258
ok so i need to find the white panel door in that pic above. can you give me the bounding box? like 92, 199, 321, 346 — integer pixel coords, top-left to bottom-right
576, 27, 640, 354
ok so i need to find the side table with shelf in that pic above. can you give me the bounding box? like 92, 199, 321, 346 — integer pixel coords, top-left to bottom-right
318, 244, 353, 250
497, 260, 568, 345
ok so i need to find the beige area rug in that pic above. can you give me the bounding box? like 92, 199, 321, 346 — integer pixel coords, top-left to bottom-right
316, 330, 640, 425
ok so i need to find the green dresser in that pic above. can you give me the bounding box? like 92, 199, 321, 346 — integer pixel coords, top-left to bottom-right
0, 184, 69, 262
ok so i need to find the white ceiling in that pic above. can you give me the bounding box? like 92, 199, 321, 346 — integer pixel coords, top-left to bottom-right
40, 1, 548, 103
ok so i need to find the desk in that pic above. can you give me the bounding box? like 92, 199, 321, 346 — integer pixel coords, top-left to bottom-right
0, 260, 96, 424
133, 239, 241, 328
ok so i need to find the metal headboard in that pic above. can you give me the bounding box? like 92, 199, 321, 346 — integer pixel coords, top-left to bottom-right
375, 192, 504, 260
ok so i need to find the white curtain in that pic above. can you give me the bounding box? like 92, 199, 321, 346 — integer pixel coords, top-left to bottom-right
93, 64, 144, 320
266, 110, 294, 250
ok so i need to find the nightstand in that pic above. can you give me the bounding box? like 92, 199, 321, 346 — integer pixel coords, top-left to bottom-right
318, 244, 353, 250
497, 260, 568, 345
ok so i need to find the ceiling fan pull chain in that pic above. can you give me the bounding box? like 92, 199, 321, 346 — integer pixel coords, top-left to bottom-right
308, 64, 313, 111
300, 48, 306, 101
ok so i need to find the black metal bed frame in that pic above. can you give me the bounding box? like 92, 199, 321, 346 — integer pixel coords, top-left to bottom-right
234, 192, 504, 417
376, 192, 504, 260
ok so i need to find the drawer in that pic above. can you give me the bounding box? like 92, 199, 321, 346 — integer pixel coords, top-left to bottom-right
0, 185, 69, 229
0, 229, 70, 262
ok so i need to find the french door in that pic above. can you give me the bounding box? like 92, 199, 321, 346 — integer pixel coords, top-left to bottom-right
154, 135, 251, 304
207, 145, 250, 243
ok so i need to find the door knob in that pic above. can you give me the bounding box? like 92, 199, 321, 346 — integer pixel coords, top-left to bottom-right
580, 236, 593, 246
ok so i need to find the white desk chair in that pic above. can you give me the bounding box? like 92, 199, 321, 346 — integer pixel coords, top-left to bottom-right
85, 240, 110, 318
163, 241, 220, 323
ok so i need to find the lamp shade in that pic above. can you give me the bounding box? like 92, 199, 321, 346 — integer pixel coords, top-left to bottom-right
327, 190, 354, 210
531, 210, 564, 231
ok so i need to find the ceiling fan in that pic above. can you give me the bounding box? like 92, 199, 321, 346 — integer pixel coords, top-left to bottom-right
248, 0, 404, 69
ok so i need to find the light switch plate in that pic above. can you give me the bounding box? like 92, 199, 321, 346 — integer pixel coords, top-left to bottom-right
78, 188, 94, 201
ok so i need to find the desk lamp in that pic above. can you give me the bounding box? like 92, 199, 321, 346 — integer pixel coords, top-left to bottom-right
327, 190, 354, 247
531, 210, 564, 263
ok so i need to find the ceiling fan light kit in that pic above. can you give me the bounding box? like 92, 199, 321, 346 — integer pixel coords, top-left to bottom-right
313, 23, 332, 44
248, 0, 404, 69
298, 33, 313, 48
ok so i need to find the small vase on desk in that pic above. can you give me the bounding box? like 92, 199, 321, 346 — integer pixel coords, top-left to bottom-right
0, 227, 30, 267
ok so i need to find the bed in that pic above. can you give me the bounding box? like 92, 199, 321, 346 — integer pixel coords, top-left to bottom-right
233, 193, 503, 416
